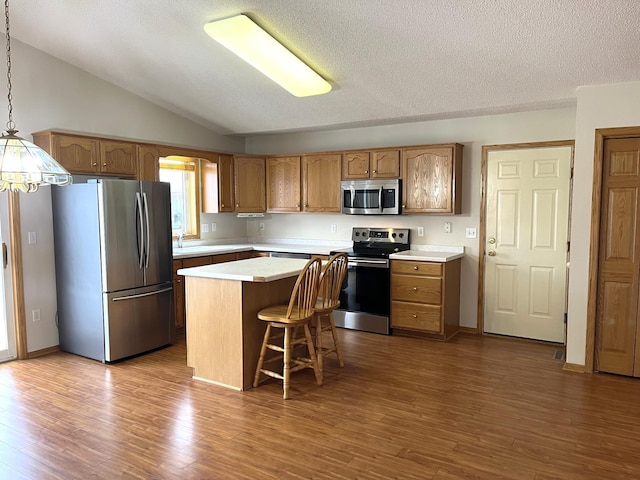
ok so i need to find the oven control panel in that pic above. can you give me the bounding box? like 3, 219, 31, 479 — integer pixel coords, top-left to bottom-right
352, 227, 410, 244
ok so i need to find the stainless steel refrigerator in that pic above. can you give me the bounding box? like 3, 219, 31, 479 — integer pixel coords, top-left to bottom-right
51, 179, 174, 362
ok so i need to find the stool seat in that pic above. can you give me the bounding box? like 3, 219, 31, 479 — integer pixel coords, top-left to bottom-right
258, 305, 314, 323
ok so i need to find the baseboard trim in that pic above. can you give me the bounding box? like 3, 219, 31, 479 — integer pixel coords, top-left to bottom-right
28, 345, 60, 359
563, 362, 586, 373
459, 326, 478, 335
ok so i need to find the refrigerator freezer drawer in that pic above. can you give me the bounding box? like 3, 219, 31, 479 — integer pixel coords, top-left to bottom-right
104, 283, 174, 362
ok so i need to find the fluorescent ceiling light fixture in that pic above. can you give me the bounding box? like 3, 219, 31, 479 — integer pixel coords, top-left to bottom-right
204, 14, 331, 97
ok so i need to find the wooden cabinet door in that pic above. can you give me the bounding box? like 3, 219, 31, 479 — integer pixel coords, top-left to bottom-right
302, 153, 341, 212
53, 135, 99, 174
218, 154, 235, 212
402, 146, 461, 214
267, 156, 301, 212
371, 149, 400, 178
173, 260, 185, 330
137, 145, 159, 181
100, 141, 138, 176
595, 138, 640, 376
342, 152, 370, 179
234, 156, 266, 212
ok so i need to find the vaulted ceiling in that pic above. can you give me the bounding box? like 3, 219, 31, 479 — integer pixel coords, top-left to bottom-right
12, 1, 640, 136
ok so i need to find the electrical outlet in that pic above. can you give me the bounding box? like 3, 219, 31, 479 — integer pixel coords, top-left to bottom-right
32, 309, 41, 322
444, 222, 451, 234
28, 231, 37, 244
259, 222, 265, 231
417, 227, 424, 237
330, 224, 337, 234
201, 223, 210, 233
466, 228, 477, 239
211, 222, 217, 232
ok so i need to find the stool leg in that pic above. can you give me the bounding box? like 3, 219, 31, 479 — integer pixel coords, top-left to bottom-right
283, 326, 292, 400
253, 323, 271, 387
315, 314, 324, 382
304, 323, 323, 386
329, 312, 345, 368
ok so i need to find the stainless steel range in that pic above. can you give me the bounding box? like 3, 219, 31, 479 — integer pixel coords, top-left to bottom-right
331, 227, 410, 334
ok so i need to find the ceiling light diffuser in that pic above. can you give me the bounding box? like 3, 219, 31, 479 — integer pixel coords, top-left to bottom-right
204, 14, 331, 97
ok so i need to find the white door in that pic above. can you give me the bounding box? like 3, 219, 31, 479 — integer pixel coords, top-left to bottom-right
484, 146, 572, 342
0, 192, 16, 362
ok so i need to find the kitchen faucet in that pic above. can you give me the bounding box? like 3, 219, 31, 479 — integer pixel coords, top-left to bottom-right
177, 231, 184, 248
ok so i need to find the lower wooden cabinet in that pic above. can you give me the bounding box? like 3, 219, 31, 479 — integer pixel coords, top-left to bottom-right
391, 259, 461, 340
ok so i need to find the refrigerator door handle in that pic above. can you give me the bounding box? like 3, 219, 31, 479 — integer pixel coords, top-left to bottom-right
111, 286, 173, 302
135, 192, 145, 269
142, 192, 150, 268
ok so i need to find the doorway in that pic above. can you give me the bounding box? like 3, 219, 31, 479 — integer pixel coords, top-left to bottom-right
0, 191, 16, 362
478, 141, 574, 343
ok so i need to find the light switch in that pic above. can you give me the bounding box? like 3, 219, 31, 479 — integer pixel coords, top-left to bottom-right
417, 227, 424, 237
201, 223, 210, 233
28, 231, 37, 244
465, 228, 477, 239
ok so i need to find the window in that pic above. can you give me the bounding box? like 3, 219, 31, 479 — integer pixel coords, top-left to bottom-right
159, 156, 200, 238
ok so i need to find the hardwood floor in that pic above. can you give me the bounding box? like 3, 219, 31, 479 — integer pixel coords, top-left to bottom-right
1, 331, 640, 479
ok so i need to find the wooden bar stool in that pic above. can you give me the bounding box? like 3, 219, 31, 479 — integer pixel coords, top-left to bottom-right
253, 257, 323, 399
314, 253, 348, 379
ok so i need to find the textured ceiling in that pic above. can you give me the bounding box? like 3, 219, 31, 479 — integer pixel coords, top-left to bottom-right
11, 0, 640, 136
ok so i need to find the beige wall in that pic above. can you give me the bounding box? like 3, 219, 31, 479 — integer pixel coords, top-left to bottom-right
245, 108, 577, 330
565, 81, 640, 366
13, 40, 245, 352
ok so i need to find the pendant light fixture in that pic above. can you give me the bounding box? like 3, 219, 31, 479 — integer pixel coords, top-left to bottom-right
0, 0, 71, 193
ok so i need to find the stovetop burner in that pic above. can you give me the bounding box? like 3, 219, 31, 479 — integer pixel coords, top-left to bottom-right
333, 227, 411, 258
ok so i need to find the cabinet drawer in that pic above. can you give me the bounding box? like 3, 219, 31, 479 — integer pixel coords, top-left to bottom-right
182, 256, 213, 268
211, 253, 238, 264
392, 275, 441, 304
391, 301, 441, 333
392, 260, 442, 276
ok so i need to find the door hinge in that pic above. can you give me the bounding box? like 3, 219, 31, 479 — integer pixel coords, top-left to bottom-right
2, 242, 7, 269
567, 240, 570, 253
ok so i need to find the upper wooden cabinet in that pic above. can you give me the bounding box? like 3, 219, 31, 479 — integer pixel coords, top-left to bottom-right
266, 156, 301, 213
100, 141, 138, 176
234, 156, 266, 213
401, 144, 463, 214
32, 132, 138, 177
201, 154, 235, 213
342, 149, 400, 180
302, 153, 341, 212
137, 145, 159, 181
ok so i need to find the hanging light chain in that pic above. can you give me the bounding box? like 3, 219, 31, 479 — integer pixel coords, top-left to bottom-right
4, 0, 13, 133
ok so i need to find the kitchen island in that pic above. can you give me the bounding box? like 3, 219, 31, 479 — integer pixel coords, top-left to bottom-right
177, 257, 311, 390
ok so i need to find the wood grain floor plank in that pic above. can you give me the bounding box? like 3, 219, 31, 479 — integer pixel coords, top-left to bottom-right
2, 331, 640, 479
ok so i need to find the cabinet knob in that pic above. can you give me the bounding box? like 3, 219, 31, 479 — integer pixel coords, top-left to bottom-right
236, 203, 239, 207
402, 204, 406, 208
412, 314, 417, 318
103, 163, 107, 167
413, 266, 418, 270
373, 170, 377, 173
412, 287, 418, 292
221, 203, 225, 208
365, 170, 368, 174
304, 204, 308, 208
92, 162, 97, 167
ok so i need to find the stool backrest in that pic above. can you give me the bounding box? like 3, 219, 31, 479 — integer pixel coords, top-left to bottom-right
286, 257, 323, 319
317, 253, 348, 310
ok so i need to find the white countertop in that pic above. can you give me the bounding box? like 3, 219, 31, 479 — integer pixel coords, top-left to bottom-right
177, 257, 311, 282
173, 242, 342, 259
389, 245, 465, 262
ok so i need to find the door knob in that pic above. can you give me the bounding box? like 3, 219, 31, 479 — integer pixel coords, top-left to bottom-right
488, 250, 496, 256
488, 237, 496, 244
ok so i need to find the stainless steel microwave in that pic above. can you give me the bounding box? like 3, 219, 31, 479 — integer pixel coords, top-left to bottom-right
341, 179, 401, 215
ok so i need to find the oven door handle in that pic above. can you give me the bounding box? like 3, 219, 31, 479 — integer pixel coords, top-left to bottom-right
348, 258, 389, 268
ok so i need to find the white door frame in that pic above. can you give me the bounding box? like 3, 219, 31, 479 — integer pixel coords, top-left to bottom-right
477, 140, 575, 339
